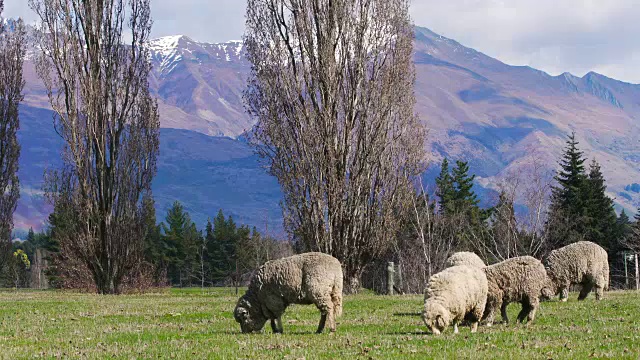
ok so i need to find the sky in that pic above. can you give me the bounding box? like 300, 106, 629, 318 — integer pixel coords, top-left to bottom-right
6, 0, 640, 83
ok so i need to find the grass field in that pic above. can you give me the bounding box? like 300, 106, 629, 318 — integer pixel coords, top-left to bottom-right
0, 288, 639, 359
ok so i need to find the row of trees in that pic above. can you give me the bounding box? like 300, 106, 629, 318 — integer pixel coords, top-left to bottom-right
145, 202, 292, 288
375, 134, 640, 294
4, 203, 292, 290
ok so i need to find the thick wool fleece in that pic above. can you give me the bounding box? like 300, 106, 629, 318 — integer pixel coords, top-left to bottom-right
482, 256, 554, 326
233, 252, 343, 334
422, 265, 488, 335
446, 252, 486, 268
544, 241, 609, 301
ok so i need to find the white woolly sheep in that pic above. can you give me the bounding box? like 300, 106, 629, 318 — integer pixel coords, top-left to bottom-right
446, 251, 486, 268
422, 265, 488, 335
233, 252, 343, 334
544, 241, 609, 301
482, 256, 555, 326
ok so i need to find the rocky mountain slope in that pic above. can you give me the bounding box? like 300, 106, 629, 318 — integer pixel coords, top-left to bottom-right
16, 26, 640, 233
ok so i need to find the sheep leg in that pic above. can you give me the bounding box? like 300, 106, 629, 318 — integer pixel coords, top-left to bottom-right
559, 287, 568, 302
578, 283, 594, 301
500, 302, 509, 325
470, 321, 479, 333
276, 316, 284, 333
327, 307, 336, 333
526, 299, 539, 324
594, 285, 604, 300
484, 308, 495, 327
316, 312, 327, 334
454, 323, 459, 334
484, 300, 499, 327
594, 276, 606, 300
516, 304, 527, 323
315, 295, 335, 334
470, 304, 483, 333
270, 319, 280, 334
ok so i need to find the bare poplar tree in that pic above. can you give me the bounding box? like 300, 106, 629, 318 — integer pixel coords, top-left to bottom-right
30, 0, 160, 294
0, 3, 26, 273
245, 0, 425, 292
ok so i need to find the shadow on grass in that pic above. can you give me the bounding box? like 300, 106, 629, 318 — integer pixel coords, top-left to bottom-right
223, 330, 325, 336
383, 330, 430, 336
393, 312, 422, 317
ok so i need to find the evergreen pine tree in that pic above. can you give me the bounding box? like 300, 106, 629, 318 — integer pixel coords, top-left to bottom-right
583, 159, 618, 251
451, 160, 480, 213
616, 210, 631, 240
435, 158, 455, 213
208, 209, 237, 284
160, 201, 200, 286
631, 208, 640, 250
546, 133, 588, 248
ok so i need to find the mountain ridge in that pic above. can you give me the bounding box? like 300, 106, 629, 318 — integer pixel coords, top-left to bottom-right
14, 25, 640, 234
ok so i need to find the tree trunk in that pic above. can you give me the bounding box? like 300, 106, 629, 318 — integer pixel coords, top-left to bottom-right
344, 267, 362, 294
95, 270, 119, 295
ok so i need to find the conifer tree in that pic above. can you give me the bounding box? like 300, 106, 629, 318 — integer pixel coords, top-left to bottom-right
630, 208, 640, 250
435, 158, 455, 213
583, 159, 618, 251
142, 195, 163, 283
546, 133, 588, 248
207, 210, 237, 283
451, 160, 480, 214
616, 210, 631, 239
161, 202, 200, 286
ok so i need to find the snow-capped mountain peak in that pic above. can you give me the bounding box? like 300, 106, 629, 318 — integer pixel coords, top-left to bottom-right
148, 35, 246, 75
149, 35, 188, 57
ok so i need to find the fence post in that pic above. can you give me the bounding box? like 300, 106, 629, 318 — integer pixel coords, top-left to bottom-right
635, 254, 639, 291
387, 262, 395, 295
396, 263, 403, 294
624, 253, 629, 289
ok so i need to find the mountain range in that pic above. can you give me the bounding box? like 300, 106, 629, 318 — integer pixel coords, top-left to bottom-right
16, 26, 640, 235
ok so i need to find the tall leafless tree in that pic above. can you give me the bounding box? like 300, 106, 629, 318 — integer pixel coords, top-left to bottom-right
30, 0, 160, 294
245, 0, 425, 292
0, 3, 25, 273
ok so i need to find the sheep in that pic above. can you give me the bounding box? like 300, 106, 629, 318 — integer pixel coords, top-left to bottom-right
422, 265, 488, 335
482, 256, 555, 326
233, 252, 343, 334
544, 241, 609, 301
446, 251, 486, 268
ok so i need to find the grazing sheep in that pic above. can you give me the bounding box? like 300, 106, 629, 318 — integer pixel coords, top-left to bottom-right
233, 252, 343, 334
446, 251, 486, 268
422, 265, 488, 335
544, 241, 609, 301
482, 256, 555, 326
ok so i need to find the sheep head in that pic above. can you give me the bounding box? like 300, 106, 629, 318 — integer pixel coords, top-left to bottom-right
541, 277, 558, 300
234, 295, 267, 333
422, 302, 450, 335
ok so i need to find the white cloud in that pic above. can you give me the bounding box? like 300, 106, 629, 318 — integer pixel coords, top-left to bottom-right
5, 0, 640, 83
